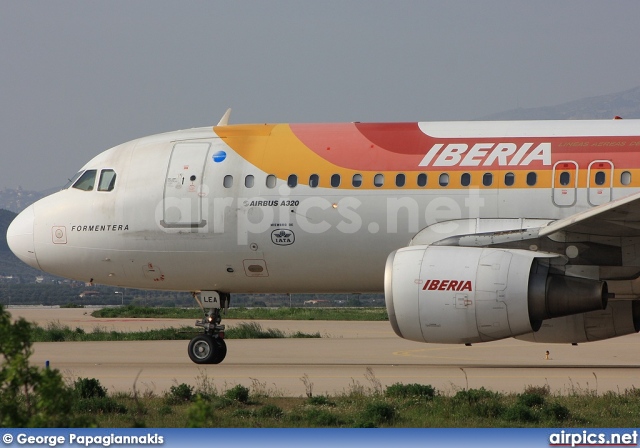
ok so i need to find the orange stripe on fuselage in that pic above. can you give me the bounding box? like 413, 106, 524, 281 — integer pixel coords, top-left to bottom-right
214, 123, 640, 190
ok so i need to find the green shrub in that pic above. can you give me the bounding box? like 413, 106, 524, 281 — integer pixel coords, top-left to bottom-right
74, 377, 107, 399
225, 385, 250, 403
73, 379, 126, 416
518, 392, 545, 408
304, 408, 342, 426
210, 397, 233, 410
186, 396, 214, 428
524, 384, 550, 396
452, 387, 505, 419
0, 305, 93, 427
33, 322, 72, 342
74, 397, 126, 414
544, 402, 571, 422
454, 387, 498, 404
360, 401, 396, 425
165, 383, 194, 404
353, 420, 377, 428
307, 395, 334, 406
256, 404, 284, 419
231, 408, 254, 419
385, 383, 436, 399
503, 403, 539, 423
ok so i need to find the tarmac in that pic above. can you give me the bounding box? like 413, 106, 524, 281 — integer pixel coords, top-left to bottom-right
8, 307, 640, 397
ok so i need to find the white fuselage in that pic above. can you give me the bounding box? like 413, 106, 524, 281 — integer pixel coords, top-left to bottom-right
8, 120, 640, 293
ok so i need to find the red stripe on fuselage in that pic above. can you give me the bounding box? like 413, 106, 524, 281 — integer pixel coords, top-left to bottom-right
288, 123, 640, 172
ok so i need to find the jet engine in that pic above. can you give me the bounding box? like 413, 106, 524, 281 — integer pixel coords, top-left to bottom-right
384, 246, 610, 344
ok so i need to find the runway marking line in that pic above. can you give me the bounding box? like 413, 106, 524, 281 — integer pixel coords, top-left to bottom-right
393, 343, 533, 361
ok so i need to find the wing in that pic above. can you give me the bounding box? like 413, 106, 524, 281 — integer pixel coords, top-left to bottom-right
540, 190, 640, 238
424, 190, 640, 280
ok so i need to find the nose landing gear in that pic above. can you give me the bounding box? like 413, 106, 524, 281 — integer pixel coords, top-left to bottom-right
188, 291, 230, 364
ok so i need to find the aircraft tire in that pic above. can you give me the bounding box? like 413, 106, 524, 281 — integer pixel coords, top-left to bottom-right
188, 334, 217, 364
211, 338, 227, 364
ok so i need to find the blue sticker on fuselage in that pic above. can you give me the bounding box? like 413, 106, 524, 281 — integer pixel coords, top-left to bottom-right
212, 151, 227, 163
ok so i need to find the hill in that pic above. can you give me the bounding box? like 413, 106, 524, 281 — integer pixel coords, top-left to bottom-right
0, 188, 47, 214
481, 85, 640, 121
0, 209, 16, 253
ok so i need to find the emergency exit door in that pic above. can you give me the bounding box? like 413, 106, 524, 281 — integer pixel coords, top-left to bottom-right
587, 160, 613, 206
552, 161, 578, 207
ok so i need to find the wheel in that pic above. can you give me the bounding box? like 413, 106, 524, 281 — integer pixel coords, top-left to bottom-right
211, 338, 227, 364
188, 334, 216, 364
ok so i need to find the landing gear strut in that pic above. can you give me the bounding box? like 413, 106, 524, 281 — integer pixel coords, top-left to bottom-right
188, 291, 230, 364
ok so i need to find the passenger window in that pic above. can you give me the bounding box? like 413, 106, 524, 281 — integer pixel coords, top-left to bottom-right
621, 171, 632, 185
417, 173, 427, 187
461, 173, 471, 187
594, 171, 606, 186
352, 174, 362, 188
245, 175, 254, 188
72, 170, 97, 191
504, 172, 515, 187
223, 175, 233, 188
439, 173, 449, 187
287, 174, 298, 188
266, 174, 277, 189
559, 172, 571, 186
64, 171, 84, 189
98, 169, 117, 191
309, 174, 319, 188
395, 173, 406, 188
483, 173, 493, 187
374, 173, 384, 187
331, 174, 341, 187
526, 172, 537, 186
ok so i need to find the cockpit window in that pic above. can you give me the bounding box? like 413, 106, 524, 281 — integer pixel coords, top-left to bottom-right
98, 169, 117, 192
63, 171, 84, 189
72, 169, 97, 191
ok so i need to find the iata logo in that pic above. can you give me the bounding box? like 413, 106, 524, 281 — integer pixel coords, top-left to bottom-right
419, 142, 551, 167
271, 229, 295, 246
422, 279, 472, 292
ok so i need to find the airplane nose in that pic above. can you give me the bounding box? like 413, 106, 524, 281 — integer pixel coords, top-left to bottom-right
6, 205, 40, 270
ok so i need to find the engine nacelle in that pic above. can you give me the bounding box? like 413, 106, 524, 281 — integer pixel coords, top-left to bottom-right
384, 246, 609, 344
516, 300, 640, 343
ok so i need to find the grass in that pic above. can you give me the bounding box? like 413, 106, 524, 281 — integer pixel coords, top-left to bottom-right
38, 306, 640, 427
30, 321, 321, 342
77, 376, 640, 428
91, 305, 389, 321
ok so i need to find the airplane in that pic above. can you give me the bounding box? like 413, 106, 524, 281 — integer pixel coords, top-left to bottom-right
7, 110, 640, 364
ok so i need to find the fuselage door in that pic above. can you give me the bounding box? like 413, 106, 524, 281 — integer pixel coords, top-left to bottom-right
587, 160, 613, 206
161, 142, 210, 228
552, 161, 578, 207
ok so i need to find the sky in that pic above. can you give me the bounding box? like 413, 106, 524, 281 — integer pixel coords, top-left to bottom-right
1, 1, 640, 191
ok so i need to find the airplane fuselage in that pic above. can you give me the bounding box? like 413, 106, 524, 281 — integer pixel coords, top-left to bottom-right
9, 118, 640, 361
9, 120, 640, 293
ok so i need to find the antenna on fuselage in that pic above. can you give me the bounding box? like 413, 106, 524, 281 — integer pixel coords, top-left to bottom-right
217, 108, 232, 126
